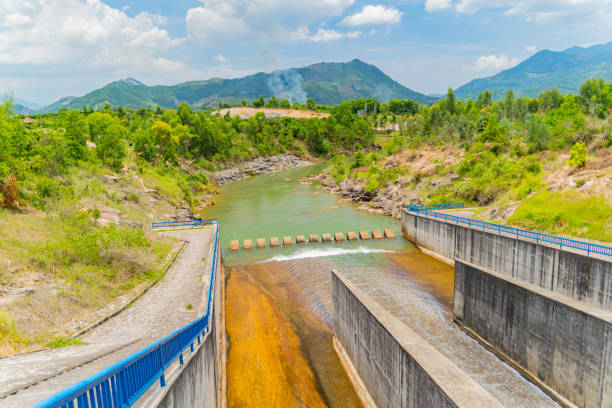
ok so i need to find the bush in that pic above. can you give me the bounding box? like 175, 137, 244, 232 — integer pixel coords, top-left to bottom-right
0, 175, 19, 209
568, 142, 587, 168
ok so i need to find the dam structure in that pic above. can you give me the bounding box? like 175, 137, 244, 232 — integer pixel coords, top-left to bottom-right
4, 165, 611, 408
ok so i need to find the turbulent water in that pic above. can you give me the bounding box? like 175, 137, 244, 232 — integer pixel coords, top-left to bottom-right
203, 165, 559, 408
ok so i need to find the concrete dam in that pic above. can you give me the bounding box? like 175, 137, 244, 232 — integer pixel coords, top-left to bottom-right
4, 166, 611, 408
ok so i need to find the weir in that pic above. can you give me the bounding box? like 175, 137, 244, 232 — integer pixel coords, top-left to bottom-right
402, 207, 612, 408
21, 165, 611, 408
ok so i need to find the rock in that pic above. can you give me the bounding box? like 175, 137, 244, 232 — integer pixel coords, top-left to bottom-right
215, 154, 312, 184
103, 175, 121, 184
15, 287, 35, 296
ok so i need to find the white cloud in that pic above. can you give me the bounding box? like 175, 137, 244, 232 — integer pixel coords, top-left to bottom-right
0, 0, 183, 67
525, 45, 536, 53
187, 0, 355, 45
293, 27, 361, 42
453, 0, 612, 24
472, 54, 518, 72
214, 54, 228, 63
425, 0, 452, 12
340, 5, 403, 26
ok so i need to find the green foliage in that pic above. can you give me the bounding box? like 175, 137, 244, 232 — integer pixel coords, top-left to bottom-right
45, 336, 85, 349
509, 191, 612, 241
96, 123, 127, 171
568, 142, 588, 168
388, 99, 419, 115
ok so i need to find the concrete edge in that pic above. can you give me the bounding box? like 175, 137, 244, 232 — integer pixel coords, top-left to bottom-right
416, 243, 454, 266
332, 337, 378, 408
456, 259, 612, 323
331, 270, 505, 408
403, 209, 611, 262
0, 241, 187, 400
453, 318, 578, 408
217, 265, 227, 408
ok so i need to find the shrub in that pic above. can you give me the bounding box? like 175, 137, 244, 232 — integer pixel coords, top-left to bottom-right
0, 175, 19, 209
568, 142, 587, 168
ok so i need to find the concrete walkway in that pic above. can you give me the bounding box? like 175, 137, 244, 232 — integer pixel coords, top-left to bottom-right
0, 228, 213, 407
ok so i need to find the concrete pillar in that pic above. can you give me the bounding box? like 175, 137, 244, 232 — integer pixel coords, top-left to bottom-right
282, 237, 293, 246
256, 238, 266, 249
309, 234, 320, 243
334, 232, 345, 242
347, 232, 358, 241
243, 239, 252, 250
296, 235, 306, 245
322, 233, 332, 243
384, 229, 395, 239
229, 240, 239, 251
269, 237, 280, 247
372, 230, 383, 240
359, 231, 370, 240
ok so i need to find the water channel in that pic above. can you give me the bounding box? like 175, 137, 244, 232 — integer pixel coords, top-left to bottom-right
202, 164, 560, 408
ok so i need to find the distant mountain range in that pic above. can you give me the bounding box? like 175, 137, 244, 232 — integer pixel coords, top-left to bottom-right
39, 59, 436, 113
456, 42, 612, 100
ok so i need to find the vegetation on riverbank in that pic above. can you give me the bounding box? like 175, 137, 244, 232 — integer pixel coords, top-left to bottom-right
323, 79, 612, 241
0, 97, 374, 354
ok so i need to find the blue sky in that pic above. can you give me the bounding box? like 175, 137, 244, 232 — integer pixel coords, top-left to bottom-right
1, 0, 611, 105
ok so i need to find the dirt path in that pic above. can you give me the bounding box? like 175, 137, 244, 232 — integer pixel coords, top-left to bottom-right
0, 227, 213, 407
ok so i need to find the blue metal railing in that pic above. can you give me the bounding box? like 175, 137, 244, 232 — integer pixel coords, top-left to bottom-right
406, 204, 612, 257
33, 220, 220, 408
151, 219, 216, 229
407, 203, 464, 211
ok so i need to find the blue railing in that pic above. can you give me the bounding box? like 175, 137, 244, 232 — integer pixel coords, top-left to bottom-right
33, 220, 220, 408
407, 203, 464, 211
151, 219, 216, 229
406, 204, 612, 257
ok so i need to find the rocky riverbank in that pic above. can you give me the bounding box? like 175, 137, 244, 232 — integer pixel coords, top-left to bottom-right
316, 173, 417, 218
215, 154, 312, 184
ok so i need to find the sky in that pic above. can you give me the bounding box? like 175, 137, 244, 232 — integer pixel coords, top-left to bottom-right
1, 0, 611, 105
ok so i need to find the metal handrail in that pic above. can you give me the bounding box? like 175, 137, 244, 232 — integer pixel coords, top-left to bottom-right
406, 205, 611, 257
152, 219, 216, 229
407, 203, 464, 211
32, 220, 220, 408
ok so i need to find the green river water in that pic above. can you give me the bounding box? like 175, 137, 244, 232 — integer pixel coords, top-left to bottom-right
201, 164, 560, 408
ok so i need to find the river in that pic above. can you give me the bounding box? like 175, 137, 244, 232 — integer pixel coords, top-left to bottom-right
202, 164, 559, 408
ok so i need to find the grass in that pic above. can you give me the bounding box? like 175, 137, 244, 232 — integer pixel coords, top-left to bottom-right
185, 304, 193, 310
45, 336, 85, 349
508, 191, 612, 242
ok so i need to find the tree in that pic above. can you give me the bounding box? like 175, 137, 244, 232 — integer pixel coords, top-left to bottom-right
87, 112, 115, 141
445, 87, 456, 115
476, 91, 492, 108
152, 120, 178, 163
526, 114, 551, 151
279, 99, 291, 109
252, 95, 265, 108
266, 96, 279, 107
64, 110, 88, 160
569, 142, 587, 168
388, 99, 419, 115
134, 128, 157, 162
155, 105, 162, 115
96, 123, 126, 171
306, 98, 316, 111
241, 100, 248, 106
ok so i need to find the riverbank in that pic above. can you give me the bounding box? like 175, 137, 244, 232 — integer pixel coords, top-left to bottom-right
312, 144, 612, 242
214, 154, 313, 184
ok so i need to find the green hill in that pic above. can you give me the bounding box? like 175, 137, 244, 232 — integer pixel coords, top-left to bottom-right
41, 60, 435, 112
456, 42, 612, 100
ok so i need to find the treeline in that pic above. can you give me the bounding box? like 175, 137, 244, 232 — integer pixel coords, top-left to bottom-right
0, 99, 375, 208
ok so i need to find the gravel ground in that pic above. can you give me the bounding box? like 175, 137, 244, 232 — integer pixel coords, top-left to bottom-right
0, 227, 213, 407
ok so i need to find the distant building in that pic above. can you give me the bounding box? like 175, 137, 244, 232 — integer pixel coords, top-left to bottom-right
22, 117, 37, 125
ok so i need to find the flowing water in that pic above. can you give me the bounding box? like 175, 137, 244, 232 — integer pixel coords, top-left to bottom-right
202, 165, 560, 408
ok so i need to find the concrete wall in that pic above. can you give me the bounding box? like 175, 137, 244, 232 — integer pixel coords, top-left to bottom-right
332, 270, 504, 408
454, 260, 612, 408
153, 247, 225, 408
402, 210, 612, 310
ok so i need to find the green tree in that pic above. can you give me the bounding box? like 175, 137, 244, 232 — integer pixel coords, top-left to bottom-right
569, 142, 587, 168
152, 120, 179, 163
64, 110, 88, 160
96, 123, 126, 170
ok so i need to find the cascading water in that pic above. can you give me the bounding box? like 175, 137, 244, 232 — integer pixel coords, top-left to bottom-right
204, 165, 560, 408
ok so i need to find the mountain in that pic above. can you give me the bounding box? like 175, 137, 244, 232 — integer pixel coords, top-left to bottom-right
456, 42, 612, 100
40, 60, 436, 112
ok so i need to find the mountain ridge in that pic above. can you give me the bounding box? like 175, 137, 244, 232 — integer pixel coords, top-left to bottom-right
455, 42, 612, 100
40, 59, 437, 112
